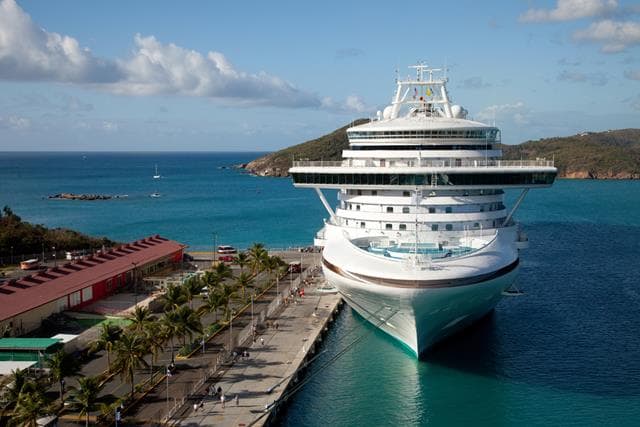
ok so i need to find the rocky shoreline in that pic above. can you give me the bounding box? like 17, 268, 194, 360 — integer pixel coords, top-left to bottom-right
48, 193, 128, 200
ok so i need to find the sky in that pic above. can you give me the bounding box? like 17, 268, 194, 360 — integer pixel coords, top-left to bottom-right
0, 0, 638, 151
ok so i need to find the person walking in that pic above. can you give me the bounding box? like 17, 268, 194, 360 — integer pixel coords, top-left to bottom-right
260, 337, 264, 346
235, 394, 239, 406
221, 393, 226, 409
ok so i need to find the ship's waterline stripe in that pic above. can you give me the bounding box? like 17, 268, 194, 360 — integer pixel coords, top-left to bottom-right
322, 257, 519, 289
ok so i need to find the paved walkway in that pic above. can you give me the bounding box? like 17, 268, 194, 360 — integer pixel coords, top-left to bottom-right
177, 288, 341, 427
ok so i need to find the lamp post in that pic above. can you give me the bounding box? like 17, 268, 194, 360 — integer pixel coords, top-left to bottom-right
41, 243, 44, 263
10, 246, 13, 264
115, 405, 121, 427
166, 365, 171, 411
52, 246, 56, 267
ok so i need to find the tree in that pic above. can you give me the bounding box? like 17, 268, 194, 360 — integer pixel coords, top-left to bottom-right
10, 384, 46, 427
69, 376, 104, 427
248, 243, 268, 274
112, 332, 149, 399
198, 290, 225, 323
213, 262, 233, 283
174, 305, 202, 347
159, 284, 187, 311
233, 251, 250, 275
126, 306, 156, 334
1, 368, 27, 415
143, 321, 166, 378
183, 276, 204, 309
90, 322, 122, 370
219, 283, 239, 321
46, 349, 78, 403
234, 272, 254, 300
161, 310, 181, 363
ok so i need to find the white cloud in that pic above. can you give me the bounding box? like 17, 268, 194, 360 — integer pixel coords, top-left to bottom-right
0, 115, 30, 130
320, 94, 368, 113
519, 0, 618, 23
458, 76, 491, 90
0, 0, 338, 109
624, 69, 640, 80
476, 102, 530, 125
573, 19, 640, 52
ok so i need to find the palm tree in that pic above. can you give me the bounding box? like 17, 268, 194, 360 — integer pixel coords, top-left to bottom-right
70, 376, 104, 427
3, 368, 27, 412
219, 283, 239, 321
198, 289, 225, 323
248, 243, 267, 274
183, 276, 204, 309
90, 322, 122, 370
46, 349, 78, 403
159, 284, 187, 311
161, 310, 181, 363
213, 262, 233, 283
10, 385, 46, 427
233, 251, 250, 275
126, 306, 156, 334
174, 305, 202, 347
112, 332, 149, 399
235, 272, 254, 300
143, 321, 166, 378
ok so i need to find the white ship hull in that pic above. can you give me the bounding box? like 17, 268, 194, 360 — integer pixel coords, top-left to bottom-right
320, 225, 519, 356
325, 263, 517, 356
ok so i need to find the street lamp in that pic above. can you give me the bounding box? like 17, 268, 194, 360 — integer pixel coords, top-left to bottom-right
10, 246, 13, 264
52, 246, 56, 267
165, 365, 172, 411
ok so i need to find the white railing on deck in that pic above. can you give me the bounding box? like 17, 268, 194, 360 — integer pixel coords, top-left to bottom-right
292, 159, 555, 168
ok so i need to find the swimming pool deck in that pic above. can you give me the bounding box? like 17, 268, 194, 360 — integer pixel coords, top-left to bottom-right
176, 287, 342, 427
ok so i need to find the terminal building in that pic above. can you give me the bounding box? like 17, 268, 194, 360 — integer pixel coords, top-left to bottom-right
0, 235, 185, 337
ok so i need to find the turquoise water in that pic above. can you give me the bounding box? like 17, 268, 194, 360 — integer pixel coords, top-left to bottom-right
1, 152, 639, 426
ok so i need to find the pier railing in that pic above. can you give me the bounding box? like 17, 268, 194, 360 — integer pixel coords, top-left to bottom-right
292, 159, 555, 169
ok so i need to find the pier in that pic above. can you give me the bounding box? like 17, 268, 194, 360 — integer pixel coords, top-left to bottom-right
174, 265, 341, 427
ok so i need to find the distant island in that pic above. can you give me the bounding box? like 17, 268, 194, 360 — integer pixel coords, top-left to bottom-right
243, 123, 640, 179
0, 206, 116, 261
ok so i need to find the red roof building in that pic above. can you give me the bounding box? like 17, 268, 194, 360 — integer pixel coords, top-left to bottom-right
0, 235, 185, 336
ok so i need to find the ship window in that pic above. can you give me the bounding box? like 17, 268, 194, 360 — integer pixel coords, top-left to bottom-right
445, 207, 452, 213
402, 207, 410, 213
356, 205, 360, 211
386, 207, 393, 213
372, 190, 377, 195
399, 224, 407, 230
428, 207, 436, 214
474, 223, 480, 228
403, 191, 410, 197
357, 190, 362, 195
446, 224, 453, 231
360, 222, 366, 228
385, 224, 393, 230
431, 224, 438, 231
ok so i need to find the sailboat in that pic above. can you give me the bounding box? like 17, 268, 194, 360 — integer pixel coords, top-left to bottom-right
153, 164, 161, 179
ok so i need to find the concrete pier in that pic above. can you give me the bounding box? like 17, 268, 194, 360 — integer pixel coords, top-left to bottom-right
177, 285, 342, 427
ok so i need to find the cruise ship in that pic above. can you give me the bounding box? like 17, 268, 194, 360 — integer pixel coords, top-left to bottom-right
289, 64, 556, 357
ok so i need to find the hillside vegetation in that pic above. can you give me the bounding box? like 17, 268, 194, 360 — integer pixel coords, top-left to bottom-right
500, 129, 640, 179
245, 123, 640, 179
243, 119, 368, 177
0, 206, 116, 262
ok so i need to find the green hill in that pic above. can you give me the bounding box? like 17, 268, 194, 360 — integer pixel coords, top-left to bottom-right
500, 129, 640, 178
245, 123, 640, 179
243, 119, 368, 177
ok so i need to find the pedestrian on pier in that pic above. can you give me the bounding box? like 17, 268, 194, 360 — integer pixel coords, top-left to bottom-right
260, 337, 264, 346
221, 393, 226, 408
235, 394, 239, 406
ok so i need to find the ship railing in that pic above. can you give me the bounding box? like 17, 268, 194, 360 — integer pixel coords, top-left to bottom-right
292, 159, 555, 168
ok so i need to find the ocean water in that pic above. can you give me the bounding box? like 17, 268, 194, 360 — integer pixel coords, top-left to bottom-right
1, 152, 639, 426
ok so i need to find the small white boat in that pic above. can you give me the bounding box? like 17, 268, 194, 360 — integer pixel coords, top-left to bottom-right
150, 192, 161, 198
153, 164, 161, 179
